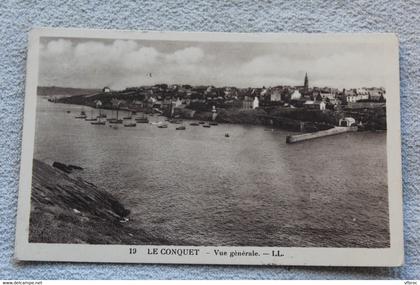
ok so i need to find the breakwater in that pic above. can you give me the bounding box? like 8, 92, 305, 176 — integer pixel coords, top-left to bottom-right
286, 126, 358, 144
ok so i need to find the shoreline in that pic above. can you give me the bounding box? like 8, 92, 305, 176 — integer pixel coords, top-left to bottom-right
29, 159, 168, 245
51, 99, 341, 133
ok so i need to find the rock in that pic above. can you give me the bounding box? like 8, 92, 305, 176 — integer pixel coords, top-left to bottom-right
52, 162, 83, 173
68, 164, 83, 170
52, 161, 72, 173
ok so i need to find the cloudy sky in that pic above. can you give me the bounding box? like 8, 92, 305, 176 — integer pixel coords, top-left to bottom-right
38, 37, 388, 90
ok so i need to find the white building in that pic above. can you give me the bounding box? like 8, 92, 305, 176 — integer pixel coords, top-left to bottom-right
345, 88, 369, 102
175, 98, 183, 107
270, 90, 282, 101
252, 97, 259, 109
291, 90, 302, 100
356, 88, 369, 101
319, 91, 335, 100
339, 117, 356, 127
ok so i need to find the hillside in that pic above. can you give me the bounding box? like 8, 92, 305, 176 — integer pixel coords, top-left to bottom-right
29, 159, 167, 244
37, 86, 100, 97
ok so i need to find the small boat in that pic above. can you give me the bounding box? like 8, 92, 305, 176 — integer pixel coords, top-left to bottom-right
75, 111, 87, 119
225, 133, 230, 137
176, 126, 186, 130
209, 122, 218, 126
108, 119, 123, 124
158, 124, 168, 128
66, 110, 71, 114
198, 121, 205, 124
97, 114, 107, 118
124, 122, 137, 127
136, 118, 149, 123
203, 124, 211, 128
123, 116, 132, 120
85, 110, 97, 121
190, 122, 199, 126
169, 119, 182, 124
91, 121, 106, 125
135, 114, 149, 123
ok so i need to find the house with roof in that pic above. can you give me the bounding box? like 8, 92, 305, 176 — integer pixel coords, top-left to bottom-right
367, 87, 386, 101
291, 90, 302, 100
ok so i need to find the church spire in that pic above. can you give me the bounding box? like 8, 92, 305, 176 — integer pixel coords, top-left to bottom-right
304, 72, 309, 93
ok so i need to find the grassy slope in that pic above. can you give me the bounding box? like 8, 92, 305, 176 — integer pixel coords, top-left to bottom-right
29, 159, 167, 244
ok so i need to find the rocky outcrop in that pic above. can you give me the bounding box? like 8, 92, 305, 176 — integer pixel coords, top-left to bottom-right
29, 159, 166, 244
52, 161, 84, 173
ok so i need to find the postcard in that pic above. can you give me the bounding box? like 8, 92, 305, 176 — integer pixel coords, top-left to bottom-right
15, 28, 403, 266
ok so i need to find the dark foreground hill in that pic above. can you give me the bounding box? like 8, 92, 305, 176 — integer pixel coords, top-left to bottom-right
29, 159, 167, 244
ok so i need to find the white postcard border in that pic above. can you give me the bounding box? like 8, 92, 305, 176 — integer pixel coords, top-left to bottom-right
14, 28, 404, 266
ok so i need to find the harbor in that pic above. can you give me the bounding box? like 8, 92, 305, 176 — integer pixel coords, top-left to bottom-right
33, 97, 390, 247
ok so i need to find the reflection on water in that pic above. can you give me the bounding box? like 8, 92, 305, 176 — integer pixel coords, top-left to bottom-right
33, 97, 389, 247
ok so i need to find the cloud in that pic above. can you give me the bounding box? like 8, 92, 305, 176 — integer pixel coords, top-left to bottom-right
166, 47, 204, 65
122, 47, 160, 71
44, 39, 73, 55
39, 38, 389, 89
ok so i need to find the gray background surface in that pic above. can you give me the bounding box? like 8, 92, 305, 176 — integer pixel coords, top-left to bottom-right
0, 0, 418, 279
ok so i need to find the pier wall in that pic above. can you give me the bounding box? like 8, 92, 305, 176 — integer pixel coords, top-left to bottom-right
286, 126, 358, 144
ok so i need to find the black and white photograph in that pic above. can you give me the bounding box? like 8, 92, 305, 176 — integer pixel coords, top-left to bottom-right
15, 29, 403, 266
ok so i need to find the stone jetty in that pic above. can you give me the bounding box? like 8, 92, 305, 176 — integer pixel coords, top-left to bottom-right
286, 126, 358, 144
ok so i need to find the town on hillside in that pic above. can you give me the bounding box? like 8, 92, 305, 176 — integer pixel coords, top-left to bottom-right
52, 73, 387, 132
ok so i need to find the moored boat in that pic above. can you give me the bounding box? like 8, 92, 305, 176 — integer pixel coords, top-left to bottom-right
108, 119, 123, 124
124, 122, 136, 127
75, 110, 87, 119
135, 114, 149, 123
176, 126, 186, 130
190, 122, 199, 126
85, 109, 97, 121
158, 124, 168, 128
203, 124, 211, 128
209, 122, 218, 126
135, 117, 149, 123
198, 121, 205, 124
91, 121, 106, 125
169, 119, 182, 124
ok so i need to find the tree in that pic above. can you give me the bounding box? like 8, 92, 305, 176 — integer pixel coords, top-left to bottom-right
379, 94, 386, 102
